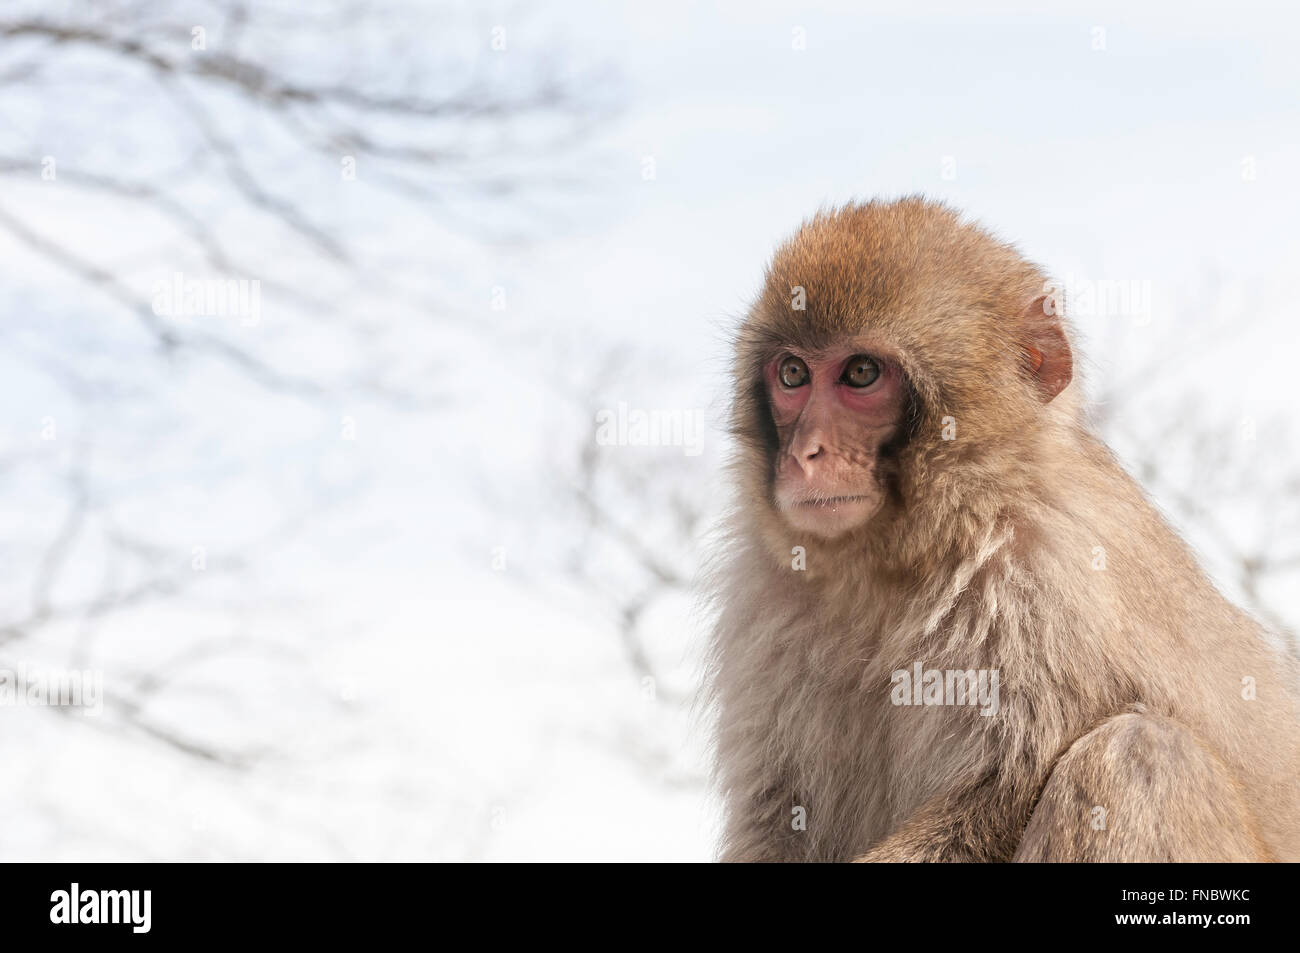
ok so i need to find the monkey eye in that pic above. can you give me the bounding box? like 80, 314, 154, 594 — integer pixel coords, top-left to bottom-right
841, 355, 880, 388
777, 355, 810, 388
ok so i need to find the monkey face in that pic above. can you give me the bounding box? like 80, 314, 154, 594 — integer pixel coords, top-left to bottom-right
764, 347, 906, 540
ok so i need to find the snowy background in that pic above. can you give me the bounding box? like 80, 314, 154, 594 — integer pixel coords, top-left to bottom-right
1, 0, 1298, 861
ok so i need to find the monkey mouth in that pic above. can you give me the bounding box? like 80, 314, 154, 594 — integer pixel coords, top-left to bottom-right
787, 494, 869, 509
776, 491, 881, 538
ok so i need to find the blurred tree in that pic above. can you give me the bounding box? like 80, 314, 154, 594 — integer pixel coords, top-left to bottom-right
0, 0, 614, 775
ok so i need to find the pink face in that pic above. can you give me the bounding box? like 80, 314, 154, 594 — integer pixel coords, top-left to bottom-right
765, 346, 906, 539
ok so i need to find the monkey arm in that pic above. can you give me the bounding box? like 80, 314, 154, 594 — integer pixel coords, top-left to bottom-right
853, 774, 1027, 863
856, 711, 1269, 862
1011, 711, 1268, 862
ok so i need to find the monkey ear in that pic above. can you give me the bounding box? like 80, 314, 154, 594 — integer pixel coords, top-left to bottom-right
1019, 294, 1073, 402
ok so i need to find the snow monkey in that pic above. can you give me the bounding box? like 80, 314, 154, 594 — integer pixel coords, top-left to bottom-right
709, 197, 1300, 862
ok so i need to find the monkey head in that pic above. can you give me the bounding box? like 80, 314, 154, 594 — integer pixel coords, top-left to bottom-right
732, 197, 1076, 558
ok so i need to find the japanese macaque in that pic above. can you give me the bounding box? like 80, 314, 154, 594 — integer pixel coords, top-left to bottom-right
709, 197, 1300, 862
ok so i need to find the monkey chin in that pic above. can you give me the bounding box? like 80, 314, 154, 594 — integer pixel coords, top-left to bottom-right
776, 493, 882, 540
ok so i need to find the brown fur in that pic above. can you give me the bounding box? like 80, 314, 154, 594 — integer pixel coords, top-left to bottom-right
708, 197, 1300, 862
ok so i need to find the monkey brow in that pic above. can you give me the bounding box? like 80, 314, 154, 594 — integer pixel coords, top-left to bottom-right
750, 329, 852, 362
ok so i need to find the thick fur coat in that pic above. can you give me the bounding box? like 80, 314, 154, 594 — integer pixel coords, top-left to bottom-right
708, 198, 1300, 862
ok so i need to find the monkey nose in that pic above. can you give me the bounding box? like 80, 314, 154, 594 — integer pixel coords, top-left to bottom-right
791, 441, 824, 474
